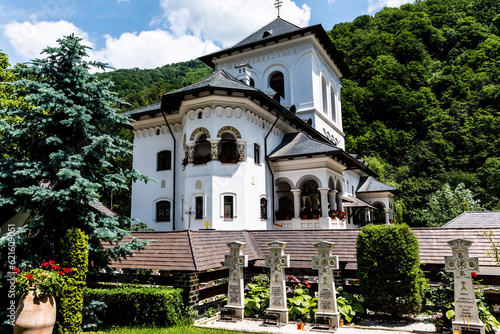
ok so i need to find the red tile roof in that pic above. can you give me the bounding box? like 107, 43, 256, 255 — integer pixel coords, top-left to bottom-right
109, 227, 499, 273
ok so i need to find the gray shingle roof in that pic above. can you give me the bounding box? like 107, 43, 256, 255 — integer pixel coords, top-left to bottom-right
442, 211, 500, 228
268, 132, 341, 159
165, 69, 258, 96
356, 176, 398, 193
124, 102, 161, 116
232, 18, 301, 48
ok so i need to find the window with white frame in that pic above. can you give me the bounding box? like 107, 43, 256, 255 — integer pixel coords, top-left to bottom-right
260, 197, 268, 219
195, 196, 204, 219
221, 193, 236, 219
156, 200, 171, 222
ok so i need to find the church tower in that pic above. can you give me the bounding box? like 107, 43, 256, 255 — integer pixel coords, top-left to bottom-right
199, 18, 349, 149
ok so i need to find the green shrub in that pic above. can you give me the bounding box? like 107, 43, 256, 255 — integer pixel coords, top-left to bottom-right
336, 290, 364, 323
287, 282, 317, 322
58, 228, 89, 333
85, 286, 191, 328
356, 223, 426, 318
244, 275, 270, 317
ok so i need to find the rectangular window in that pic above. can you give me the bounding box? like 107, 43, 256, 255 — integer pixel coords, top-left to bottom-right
157, 150, 172, 171
195, 196, 203, 220
254, 143, 260, 164
156, 201, 171, 222
224, 196, 233, 219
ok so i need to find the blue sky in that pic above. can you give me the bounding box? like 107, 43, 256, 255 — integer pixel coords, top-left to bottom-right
0, 0, 413, 70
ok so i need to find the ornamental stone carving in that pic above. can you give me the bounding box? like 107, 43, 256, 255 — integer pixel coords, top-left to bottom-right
217, 126, 241, 139
189, 127, 211, 141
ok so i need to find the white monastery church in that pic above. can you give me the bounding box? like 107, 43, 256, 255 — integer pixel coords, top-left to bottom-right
127, 17, 397, 231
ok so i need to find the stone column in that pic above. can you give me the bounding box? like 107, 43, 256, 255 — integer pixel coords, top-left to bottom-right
329, 190, 337, 212
319, 188, 329, 218
312, 241, 340, 329
265, 241, 290, 324
209, 139, 220, 161
385, 208, 391, 224
186, 142, 195, 163
336, 192, 343, 212
445, 239, 484, 334
291, 189, 301, 219
224, 241, 248, 319
236, 140, 246, 161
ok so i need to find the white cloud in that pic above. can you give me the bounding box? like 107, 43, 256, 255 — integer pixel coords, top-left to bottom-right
156, 0, 311, 48
367, 0, 414, 14
91, 30, 220, 69
3, 20, 94, 60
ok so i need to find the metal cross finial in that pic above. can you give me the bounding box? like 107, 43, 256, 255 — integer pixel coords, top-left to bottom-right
204, 220, 211, 229
274, 0, 283, 18
185, 206, 195, 229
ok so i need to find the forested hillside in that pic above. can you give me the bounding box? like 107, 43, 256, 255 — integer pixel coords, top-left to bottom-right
91, 0, 498, 226
95, 59, 212, 111
329, 0, 500, 226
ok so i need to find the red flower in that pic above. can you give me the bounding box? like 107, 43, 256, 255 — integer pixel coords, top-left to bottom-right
13, 268, 20, 274
26, 274, 34, 280
63, 268, 72, 275
59, 271, 65, 276
51, 265, 61, 271
306, 284, 311, 288
41, 262, 49, 268
471, 272, 477, 279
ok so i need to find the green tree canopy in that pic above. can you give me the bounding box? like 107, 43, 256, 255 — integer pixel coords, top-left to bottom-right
0, 35, 149, 274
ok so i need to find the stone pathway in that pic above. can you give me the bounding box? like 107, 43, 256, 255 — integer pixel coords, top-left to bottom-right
195, 316, 437, 334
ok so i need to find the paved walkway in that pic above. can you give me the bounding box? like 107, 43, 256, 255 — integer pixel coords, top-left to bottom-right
195, 317, 437, 334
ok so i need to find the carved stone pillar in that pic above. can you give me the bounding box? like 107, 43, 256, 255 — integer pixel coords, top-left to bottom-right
336, 192, 343, 212
319, 188, 329, 218
187, 142, 195, 163
291, 189, 301, 219
329, 190, 338, 212
385, 208, 391, 224
208, 139, 220, 161
236, 140, 246, 161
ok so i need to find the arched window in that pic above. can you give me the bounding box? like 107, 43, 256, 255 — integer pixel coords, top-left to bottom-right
156, 200, 171, 222
157, 150, 171, 171
321, 76, 328, 114
194, 134, 211, 164
219, 132, 238, 162
330, 86, 336, 121
269, 71, 285, 98
260, 198, 268, 219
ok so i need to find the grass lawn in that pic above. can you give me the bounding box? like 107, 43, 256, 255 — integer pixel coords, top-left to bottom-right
90, 325, 243, 333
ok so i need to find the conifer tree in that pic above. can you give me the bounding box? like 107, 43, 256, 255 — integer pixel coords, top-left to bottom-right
0, 35, 149, 273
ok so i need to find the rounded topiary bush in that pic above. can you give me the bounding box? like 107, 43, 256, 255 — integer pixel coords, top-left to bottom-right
356, 223, 426, 318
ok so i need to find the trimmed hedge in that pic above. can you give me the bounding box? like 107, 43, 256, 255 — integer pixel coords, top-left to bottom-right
356, 223, 426, 318
58, 228, 89, 333
84, 286, 190, 328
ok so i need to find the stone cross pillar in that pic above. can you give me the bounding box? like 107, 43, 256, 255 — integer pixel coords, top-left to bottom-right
445, 239, 484, 334
312, 241, 340, 328
265, 241, 290, 323
224, 241, 248, 319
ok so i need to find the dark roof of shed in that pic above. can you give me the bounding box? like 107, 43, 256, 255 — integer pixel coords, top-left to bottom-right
198, 18, 350, 77
442, 211, 500, 229
267, 132, 374, 173
268, 132, 341, 158
110, 227, 498, 272
356, 176, 398, 194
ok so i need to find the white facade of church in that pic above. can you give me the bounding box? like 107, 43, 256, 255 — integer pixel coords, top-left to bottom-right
128, 18, 396, 231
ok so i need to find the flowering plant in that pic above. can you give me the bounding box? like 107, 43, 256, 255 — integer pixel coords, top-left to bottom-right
14, 260, 72, 297
432, 314, 444, 326
329, 210, 347, 220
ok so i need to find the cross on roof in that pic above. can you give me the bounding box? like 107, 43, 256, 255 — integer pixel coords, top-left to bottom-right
274, 0, 283, 18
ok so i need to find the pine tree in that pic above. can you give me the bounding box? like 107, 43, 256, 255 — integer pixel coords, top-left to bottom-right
0, 35, 149, 273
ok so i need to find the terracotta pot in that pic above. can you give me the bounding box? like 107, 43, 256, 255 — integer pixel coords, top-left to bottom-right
14, 288, 56, 334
